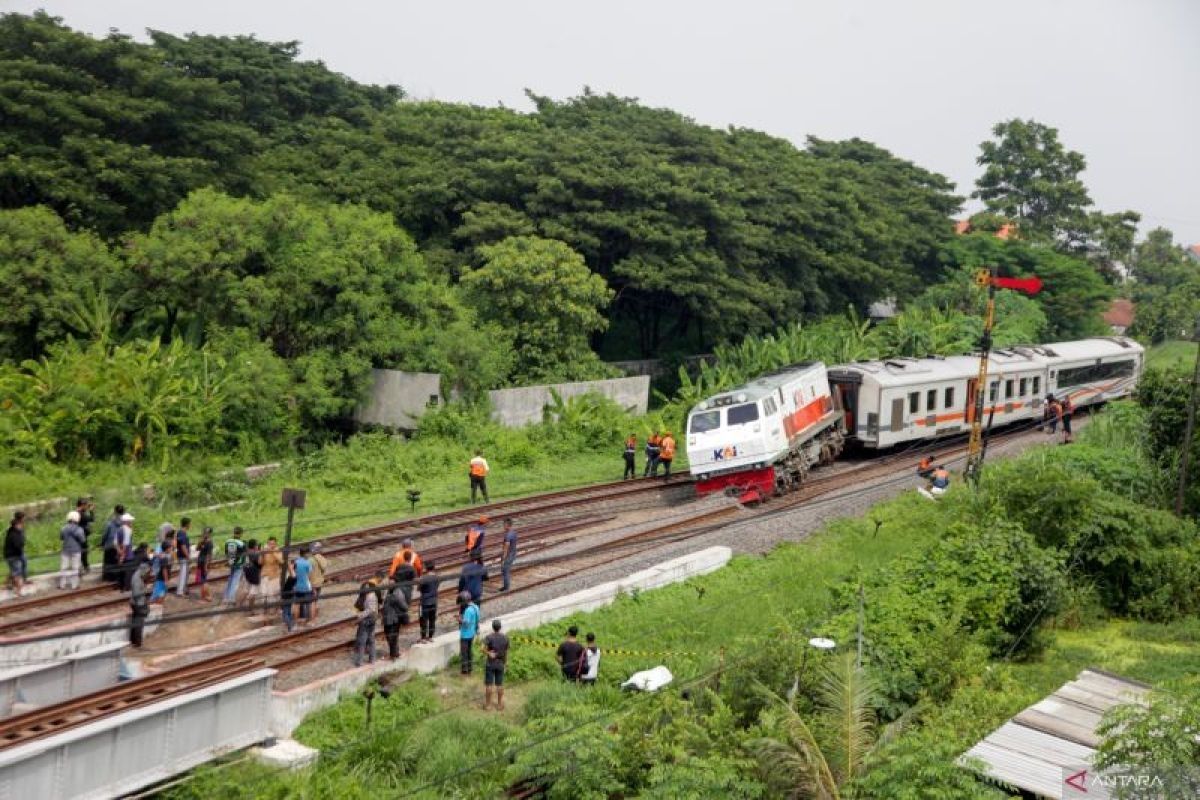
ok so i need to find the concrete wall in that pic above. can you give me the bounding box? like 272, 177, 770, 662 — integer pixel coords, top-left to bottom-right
488, 375, 650, 428
354, 369, 442, 431
0, 668, 275, 800
0, 642, 124, 716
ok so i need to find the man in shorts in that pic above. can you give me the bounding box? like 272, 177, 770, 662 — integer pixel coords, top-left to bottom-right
483, 618, 509, 711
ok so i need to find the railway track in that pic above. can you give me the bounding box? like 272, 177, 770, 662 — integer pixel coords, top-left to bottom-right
0, 474, 692, 638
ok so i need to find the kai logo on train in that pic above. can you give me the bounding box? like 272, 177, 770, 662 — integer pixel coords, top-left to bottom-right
712, 445, 738, 461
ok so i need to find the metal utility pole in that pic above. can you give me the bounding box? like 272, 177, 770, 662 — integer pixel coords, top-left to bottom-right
279, 488, 306, 594
1175, 318, 1200, 515
965, 266, 998, 485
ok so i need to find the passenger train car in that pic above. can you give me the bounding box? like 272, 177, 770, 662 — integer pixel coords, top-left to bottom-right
828, 337, 1143, 449
685, 337, 1143, 499
686, 361, 844, 502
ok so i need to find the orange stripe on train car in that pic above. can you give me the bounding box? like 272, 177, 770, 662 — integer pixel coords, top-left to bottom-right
782, 396, 833, 440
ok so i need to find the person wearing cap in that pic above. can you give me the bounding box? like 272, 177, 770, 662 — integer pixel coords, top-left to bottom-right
117, 513, 136, 592
59, 510, 87, 590
483, 618, 509, 710
469, 450, 490, 504
5, 511, 27, 597
457, 590, 480, 675
308, 541, 329, 619
465, 516, 487, 559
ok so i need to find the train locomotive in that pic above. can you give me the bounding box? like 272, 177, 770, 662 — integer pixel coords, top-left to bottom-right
686, 336, 1144, 500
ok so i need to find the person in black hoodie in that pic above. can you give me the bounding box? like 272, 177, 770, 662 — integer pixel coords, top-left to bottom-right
5, 512, 26, 597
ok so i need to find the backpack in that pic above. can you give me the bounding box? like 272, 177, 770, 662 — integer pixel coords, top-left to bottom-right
225, 539, 244, 567
354, 581, 371, 612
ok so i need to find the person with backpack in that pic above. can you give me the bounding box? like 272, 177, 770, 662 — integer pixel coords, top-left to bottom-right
241, 540, 262, 611
623, 434, 638, 480
418, 561, 440, 642
389, 549, 417, 606
222, 527, 246, 604
58, 510, 86, 590
352, 572, 383, 666
457, 591, 480, 675
381, 583, 409, 660
101, 505, 124, 584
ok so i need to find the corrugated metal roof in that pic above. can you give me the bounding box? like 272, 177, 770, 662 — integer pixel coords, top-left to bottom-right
959, 669, 1150, 798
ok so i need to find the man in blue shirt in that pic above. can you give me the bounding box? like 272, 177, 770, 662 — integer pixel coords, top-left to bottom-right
500, 519, 518, 592
293, 546, 313, 624
458, 591, 480, 675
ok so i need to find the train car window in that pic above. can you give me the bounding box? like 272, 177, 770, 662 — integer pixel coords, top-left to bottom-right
1004, 379, 1014, 399
1019, 378, 1028, 397
690, 411, 721, 433
727, 403, 760, 425
988, 382, 998, 402
926, 389, 937, 411
1032, 376, 1041, 396
908, 392, 919, 414
1057, 359, 1136, 388
944, 387, 955, 408
762, 397, 777, 416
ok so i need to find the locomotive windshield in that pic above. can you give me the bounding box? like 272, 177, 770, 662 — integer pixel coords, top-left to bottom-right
727, 403, 760, 425
690, 410, 721, 433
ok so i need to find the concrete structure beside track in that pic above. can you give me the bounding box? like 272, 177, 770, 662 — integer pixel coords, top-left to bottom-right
0, 667, 275, 800
0, 607, 160, 665
0, 641, 124, 716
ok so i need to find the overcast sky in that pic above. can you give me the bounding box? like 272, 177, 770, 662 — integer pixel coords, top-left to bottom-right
11, 0, 1199, 245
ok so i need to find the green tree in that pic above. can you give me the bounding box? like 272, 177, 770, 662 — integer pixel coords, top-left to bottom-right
0, 206, 118, 360
973, 119, 1093, 240
1095, 685, 1200, 799
463, 236, 614, 382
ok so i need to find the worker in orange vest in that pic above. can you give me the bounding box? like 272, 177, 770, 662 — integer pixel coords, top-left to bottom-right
623, 434, 638, 480
658, 432, 677, 478
466, 516, 487, 559
917, 456, 934, 479
389, 538, 424, 578
469, 450, 490, 504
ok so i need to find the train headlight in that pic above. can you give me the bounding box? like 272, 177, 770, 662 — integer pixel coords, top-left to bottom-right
698, 401, 708, 410
736, 393, 747, 403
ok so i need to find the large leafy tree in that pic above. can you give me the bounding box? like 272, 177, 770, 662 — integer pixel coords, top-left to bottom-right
973, 119, 1093, 240
1128, 228, 1200, 342
0, 206, 118, 360
462, 236, 614, 382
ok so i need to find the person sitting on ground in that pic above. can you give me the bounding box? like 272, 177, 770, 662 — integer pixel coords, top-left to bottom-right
929, 464, 951, 495
556, 625, 585, 682
483, 619, 510, 710
916, 455, 934, 480
581, 632, 601, 685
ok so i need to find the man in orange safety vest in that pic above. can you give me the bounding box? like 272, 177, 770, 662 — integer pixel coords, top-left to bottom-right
658, 432, 677, 478
469, 450, 490, 504
466, 516, 487, 559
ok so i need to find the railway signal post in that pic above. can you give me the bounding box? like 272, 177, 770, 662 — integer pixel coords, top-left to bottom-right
964, 268, 1044, 485
280, 487, 307, 594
